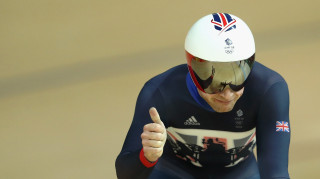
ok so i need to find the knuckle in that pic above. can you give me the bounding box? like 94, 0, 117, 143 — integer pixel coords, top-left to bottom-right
143, 125, 148, 131
152, 124, 158, 130
157, 141, 163, 147
157, 126, 164, 132
150, 147, 158, 153
161, 127, 166, 133
154, 124, 163, 132
163, 133, 167, 140
158, 133, 165, 140
151, 141, 161, 148
155, 134, 162, 141
150, 141, 157, 147
142, 139, 148, 146
151, 141, 158, 147
141, 131, 150, 139
156, 141, 163, 147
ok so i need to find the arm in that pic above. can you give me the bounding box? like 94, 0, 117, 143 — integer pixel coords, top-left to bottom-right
115, 81, 166, 179
256, 81, 291, 179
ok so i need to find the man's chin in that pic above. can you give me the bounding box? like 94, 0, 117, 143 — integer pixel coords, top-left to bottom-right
215, 108, 233, 113
211, 104, 235, 113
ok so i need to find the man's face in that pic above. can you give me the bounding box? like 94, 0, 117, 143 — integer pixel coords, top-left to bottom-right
198, 87, 244, 113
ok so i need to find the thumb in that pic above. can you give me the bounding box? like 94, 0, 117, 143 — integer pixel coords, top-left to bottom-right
149, 107, 164, 126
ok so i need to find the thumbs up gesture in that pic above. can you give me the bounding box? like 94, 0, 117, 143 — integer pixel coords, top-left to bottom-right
141, 107, 167, 162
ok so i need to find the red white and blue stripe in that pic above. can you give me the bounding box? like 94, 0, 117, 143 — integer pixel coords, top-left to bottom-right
211, 13, 236, 33
276, 121, 290, 132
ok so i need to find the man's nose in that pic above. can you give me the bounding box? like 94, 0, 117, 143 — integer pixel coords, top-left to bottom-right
219, 87, 234, 99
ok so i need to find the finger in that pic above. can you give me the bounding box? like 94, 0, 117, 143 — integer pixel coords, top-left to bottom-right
149, 107, 164, 126
143, 123, 165, 133
142, 139, 164, 148
141, 131, 166, 141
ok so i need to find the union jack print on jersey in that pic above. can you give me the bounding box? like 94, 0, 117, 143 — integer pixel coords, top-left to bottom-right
211, 13, 236, 33
276, 121, 290, 132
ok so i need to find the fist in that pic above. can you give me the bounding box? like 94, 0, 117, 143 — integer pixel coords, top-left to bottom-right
141, 107, 167, 162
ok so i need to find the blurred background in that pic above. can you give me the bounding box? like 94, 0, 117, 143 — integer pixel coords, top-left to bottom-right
1, 0, 319, 178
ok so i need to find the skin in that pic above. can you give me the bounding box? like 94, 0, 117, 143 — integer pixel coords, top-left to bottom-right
141, 87, 244, 162
141, 107, 167, 162
198, 87, 245, 113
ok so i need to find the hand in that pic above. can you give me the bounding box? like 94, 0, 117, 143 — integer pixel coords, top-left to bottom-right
141, 107, 167, 162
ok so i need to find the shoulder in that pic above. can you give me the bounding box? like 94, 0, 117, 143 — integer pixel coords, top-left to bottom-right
246, 61, 288, 95
250, 62, 286, 84
136, 64, 188, 121
144, 64, 188, 89
137, 64, 188, 100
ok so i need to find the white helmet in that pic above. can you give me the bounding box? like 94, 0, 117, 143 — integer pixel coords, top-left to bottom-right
185, 13, 255, 94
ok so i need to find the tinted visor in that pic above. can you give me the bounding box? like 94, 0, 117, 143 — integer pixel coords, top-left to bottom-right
186, 51, 255, 94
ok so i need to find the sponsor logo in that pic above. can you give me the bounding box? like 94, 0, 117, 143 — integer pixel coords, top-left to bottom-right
184, 116, 200, 125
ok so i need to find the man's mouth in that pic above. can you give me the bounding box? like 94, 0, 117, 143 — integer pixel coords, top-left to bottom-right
214, 98, 233, 104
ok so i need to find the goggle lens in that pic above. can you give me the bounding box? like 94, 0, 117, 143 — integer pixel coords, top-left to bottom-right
186, 52, 255, 94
